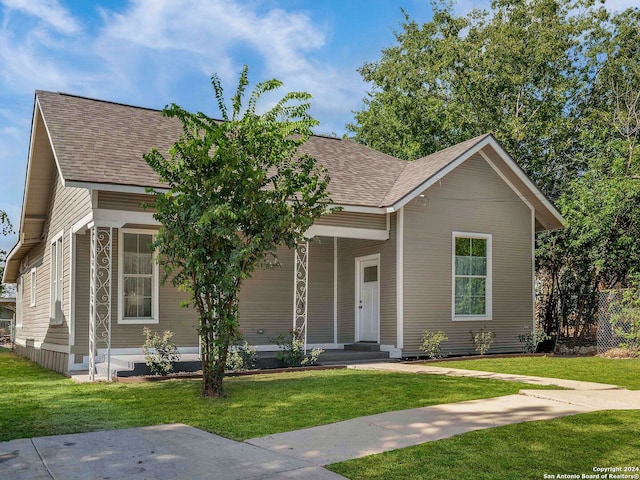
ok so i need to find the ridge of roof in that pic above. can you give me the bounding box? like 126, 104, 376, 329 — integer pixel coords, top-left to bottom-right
34, 91, 411, 206
36, 90, 164, 114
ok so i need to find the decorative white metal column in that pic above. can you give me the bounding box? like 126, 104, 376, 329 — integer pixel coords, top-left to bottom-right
293, 241, 309, 353
89, 226, 113, 381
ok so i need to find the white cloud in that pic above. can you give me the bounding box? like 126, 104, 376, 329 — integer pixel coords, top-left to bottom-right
0, 0, 80, 35
96, 0, 328, 91
93, 0, 364, 128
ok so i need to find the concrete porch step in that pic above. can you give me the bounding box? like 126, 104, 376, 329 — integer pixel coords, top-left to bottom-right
343, 342, 381, 352
317, 349, 390, 364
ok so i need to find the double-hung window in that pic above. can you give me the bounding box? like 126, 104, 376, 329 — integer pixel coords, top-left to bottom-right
50, 232, 64, 324
452, 232, 492, 320
119, 230, 158, 323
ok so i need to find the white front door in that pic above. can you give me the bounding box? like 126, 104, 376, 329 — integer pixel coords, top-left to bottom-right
356, 256, 380, 342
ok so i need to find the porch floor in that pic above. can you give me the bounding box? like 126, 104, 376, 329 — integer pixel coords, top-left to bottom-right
73, 348, 395, 381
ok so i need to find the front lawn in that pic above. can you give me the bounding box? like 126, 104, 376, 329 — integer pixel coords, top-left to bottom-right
0, 348, 547, 442
329, 410, 640, 480
328, 355, 640, 479
430, 356, 640, 389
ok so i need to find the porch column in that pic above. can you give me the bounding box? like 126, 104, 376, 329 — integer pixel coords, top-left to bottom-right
293, 241, 309, 353
89, 226, 113, 381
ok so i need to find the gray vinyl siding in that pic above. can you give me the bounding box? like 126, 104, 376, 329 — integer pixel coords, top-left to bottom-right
315, 211, 386, 230
336, 215, 396, 345
72, 228, 199, 357
402, 153, 533, 356
71, 233, 90, 360
238, 245, 294, 345
307, 237, 334, 343
97, 191, 154, 212
14, 169, 91, 373
238, 238, 335, 345
16, 174, 89, 341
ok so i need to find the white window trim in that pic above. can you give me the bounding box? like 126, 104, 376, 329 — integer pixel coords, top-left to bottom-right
50, 230, 64, 325
29, 267, 37, 307
117, 228, 159, 324
16, 276, 23, 328
451, 232, 492, 321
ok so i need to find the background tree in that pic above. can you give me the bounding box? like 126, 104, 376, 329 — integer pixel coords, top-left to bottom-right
348, 0, 586, 197
349, 0, 640, 345
0, 210, 13, 297
144, 67, 332, 397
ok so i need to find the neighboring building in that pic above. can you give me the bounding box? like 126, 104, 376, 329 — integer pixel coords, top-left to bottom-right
0, 296, 16, 343
2, 91, 564, 376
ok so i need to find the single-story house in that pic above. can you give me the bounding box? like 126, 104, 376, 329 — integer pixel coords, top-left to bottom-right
3, 91, 564, 377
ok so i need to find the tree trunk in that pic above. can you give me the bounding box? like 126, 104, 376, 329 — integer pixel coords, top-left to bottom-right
200, 298, 237, 398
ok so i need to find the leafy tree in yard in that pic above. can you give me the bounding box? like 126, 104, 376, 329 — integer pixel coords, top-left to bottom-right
536, 6, 640, 341
144, 67, 332, 397
349, 0, 640, 345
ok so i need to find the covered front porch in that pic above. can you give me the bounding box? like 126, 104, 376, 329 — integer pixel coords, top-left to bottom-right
81, 210, 400, 381
85, 344, 394, 379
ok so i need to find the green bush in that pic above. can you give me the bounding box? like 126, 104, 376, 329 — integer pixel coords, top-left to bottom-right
271, 327, 323, 367
470, 328, 494, 355
142, 327, 181, 376
419, 330, 448, 359
226, 340, 259, 371
517, 327, 551, 353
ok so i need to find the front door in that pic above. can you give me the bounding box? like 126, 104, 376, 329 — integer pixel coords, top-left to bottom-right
357, 255, 380, 342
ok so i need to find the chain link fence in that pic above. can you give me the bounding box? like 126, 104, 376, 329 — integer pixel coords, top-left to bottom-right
596, 290, 632, 354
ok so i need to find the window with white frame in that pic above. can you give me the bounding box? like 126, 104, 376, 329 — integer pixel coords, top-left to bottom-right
30, 268, 37, 307
452, 233, 492, 319
50, 233, 64, 324
119, 231, 158, 323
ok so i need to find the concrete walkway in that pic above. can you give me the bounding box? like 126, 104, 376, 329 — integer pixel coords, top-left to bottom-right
2, 424, 346, 480
348, 361, 621, 390
3, 363, 639, 478
245, 362, 639, 466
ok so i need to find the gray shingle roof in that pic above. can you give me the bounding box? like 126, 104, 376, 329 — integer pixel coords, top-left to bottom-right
35, 90, 489, 208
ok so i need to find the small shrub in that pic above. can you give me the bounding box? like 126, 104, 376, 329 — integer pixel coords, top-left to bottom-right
419, 330, 448, 359
226, 340, 259, 371
142, 327, 181, 376
271, 327, 324, 367
517, 327, 551, 353
470, 328, 494, 355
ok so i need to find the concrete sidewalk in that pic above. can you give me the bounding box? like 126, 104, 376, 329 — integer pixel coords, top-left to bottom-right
1, 424, 346, 480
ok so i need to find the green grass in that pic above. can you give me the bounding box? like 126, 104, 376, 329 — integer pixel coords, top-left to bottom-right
0, 347, 548, 442
430, 356, 640, 389
328, 410, 640, 480
328, 355, 640, 478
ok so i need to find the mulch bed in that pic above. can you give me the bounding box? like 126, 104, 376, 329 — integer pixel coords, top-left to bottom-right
115, 364, 347, 383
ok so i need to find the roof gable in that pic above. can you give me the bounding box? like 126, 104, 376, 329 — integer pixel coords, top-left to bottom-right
382, 133, 565, 231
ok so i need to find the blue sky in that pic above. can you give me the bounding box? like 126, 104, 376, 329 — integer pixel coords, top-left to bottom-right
0, 0, 634, 256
